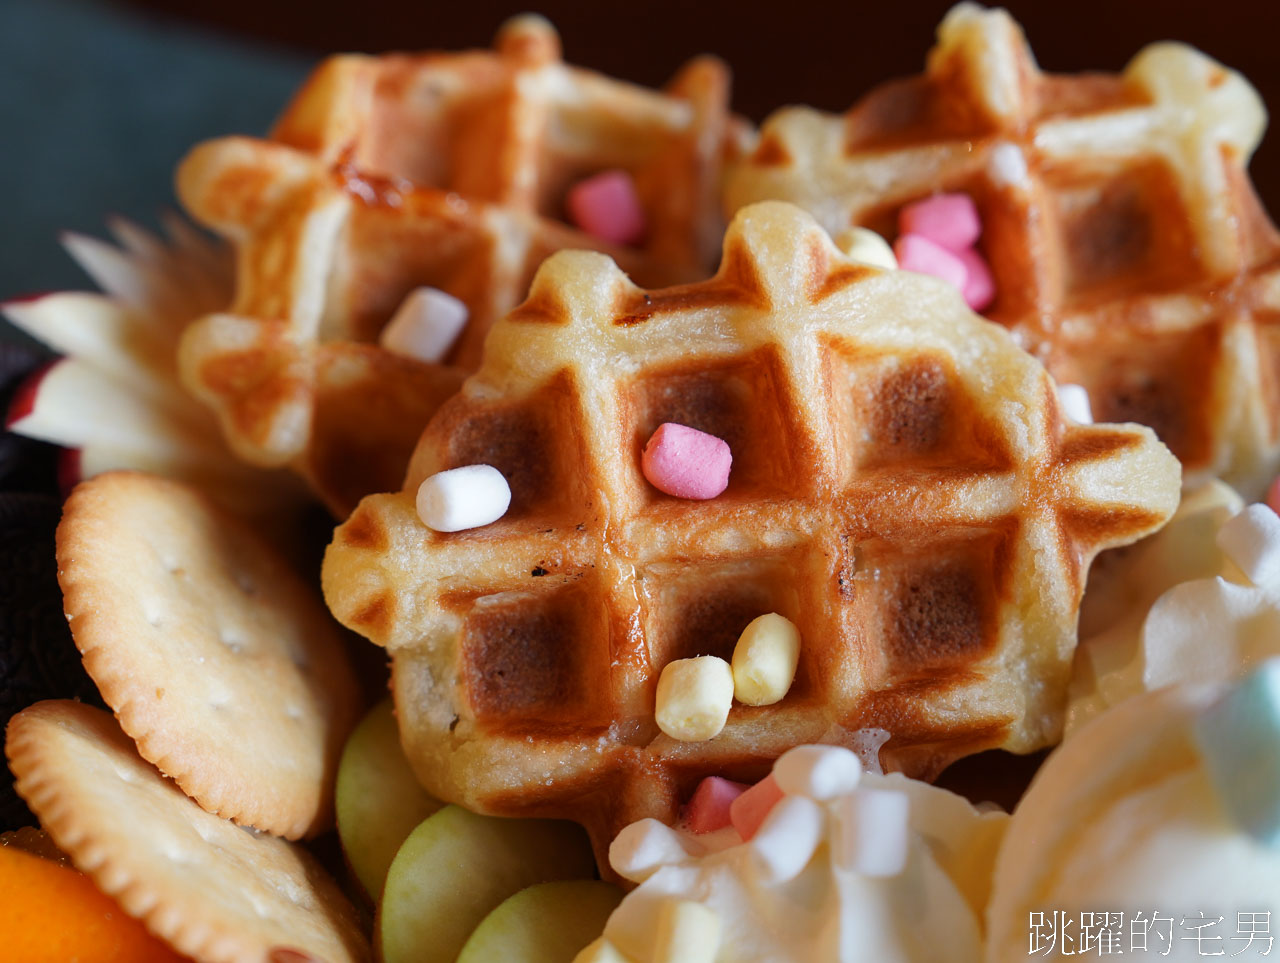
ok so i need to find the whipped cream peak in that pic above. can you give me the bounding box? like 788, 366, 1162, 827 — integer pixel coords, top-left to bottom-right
989, 677, 1280, 961
774, 743, 862, 800
609, 818, 698, 882
583, 746, 1005, 963
1065, 482, 1280, 734
750, 794, 826, 884
831, 787, 910, 877
1141, 501, 1280, 692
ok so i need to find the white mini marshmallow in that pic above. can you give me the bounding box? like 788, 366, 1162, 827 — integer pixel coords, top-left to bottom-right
1218, 504, 1280, 588
609, 818, 696, 882
415, 464, 511, 532
1057, 383, 1094, 424
750, 794, 825, 883
774, 745, 862, 800
832, 788, 910, 877
834, 227, 898, 270
379, 286, 469, 363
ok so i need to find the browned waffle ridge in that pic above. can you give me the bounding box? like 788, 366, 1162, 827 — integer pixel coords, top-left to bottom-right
725, 2, 1280, 498
176, 15, 746, 515
322, 201, 1180, 862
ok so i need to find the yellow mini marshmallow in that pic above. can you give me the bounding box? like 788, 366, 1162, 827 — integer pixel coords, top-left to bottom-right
655, 657, 734, 742
731, 613, 801, 706
654, 899, 722, 963
834, 226, 897, 270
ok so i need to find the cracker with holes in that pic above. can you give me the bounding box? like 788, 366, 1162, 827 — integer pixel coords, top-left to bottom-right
5, 700, 370, 963
57, 471, 360, 839
323, 201, 1181, 860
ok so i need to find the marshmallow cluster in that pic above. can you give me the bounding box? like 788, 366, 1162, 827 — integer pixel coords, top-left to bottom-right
578, 745, 1002, 963
609, 747, 906, 886
893, 194, 995, 311
654, 613, 802, 742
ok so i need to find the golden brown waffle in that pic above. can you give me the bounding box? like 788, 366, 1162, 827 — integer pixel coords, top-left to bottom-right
322, 201, 1180, 859
724, 3, 1280, 497
177, 16, 744, 515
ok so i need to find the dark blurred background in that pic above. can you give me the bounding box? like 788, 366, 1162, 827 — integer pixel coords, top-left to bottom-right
3, 0, 1279, 310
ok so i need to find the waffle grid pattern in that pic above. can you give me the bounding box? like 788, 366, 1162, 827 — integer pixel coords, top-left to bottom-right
724, 3, 1280, 495
324, 202, 1179, 854
176, 16, 742, 515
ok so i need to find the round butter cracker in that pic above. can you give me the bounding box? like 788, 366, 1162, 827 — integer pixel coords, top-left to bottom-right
57, 471, 361, 839
5, 700, 370, 963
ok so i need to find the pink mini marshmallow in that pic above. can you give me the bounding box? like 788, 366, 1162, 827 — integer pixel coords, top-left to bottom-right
894, 233, 969, 294
899, 193, 981, 251
729, 774, 785, 841
685, 776, 750, 834
955, 246, 996, 311
642, 423, 732, 500
566, 170, 646, 246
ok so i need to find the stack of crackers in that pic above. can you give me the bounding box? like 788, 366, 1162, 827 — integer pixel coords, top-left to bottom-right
9, 472, 369, 961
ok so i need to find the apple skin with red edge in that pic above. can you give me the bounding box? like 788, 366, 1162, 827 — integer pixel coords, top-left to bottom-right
0, 293, 54, 308
5, 360, 59, 430
4, 359, 76, 496
0, 347, 64, 495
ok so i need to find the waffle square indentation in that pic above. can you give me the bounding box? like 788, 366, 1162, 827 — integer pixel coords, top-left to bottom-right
1046, 161, 1203, 306
850, 528, 1011, 684
461, 581, 609, 728
836, 352, 1012, 475
625, 350, 805, 504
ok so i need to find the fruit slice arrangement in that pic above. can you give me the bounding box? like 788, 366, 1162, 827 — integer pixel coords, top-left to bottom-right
2, 219, 309, 524
335, 699, 621, 963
